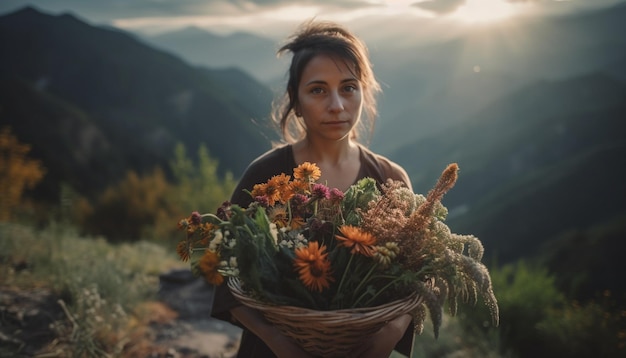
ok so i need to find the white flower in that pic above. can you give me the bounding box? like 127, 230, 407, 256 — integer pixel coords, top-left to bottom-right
209, 229, 224, 251
269, 223, 279, 246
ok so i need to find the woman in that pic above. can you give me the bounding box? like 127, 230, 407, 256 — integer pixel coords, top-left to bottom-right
212, 20, 415, 357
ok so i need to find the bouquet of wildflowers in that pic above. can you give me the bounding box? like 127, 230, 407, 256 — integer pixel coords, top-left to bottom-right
176, 162, 498, 337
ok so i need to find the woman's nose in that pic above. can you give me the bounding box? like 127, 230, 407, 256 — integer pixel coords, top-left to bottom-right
328, 91, 344, 112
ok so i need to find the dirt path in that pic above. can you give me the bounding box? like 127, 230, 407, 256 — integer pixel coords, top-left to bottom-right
149, 269, 243, 358
0, 270, 243, 358
151, 318, 241, 358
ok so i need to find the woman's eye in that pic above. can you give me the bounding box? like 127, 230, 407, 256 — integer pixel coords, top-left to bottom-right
310, 87, 324, 94
344, 84, 358, 92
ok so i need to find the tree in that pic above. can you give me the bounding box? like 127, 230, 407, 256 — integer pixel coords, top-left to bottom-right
80, 167, 173, 241
0, 126, 46, 221
170, 143, 236, 215
79, 143, 236, 242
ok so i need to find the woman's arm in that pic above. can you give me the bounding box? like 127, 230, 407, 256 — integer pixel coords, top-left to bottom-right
349, 313, 413, 358
230, 305, 314, 358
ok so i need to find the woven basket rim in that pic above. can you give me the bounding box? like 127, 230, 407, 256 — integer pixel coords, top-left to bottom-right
227, 277, 422, 314
227, 277, 425, 357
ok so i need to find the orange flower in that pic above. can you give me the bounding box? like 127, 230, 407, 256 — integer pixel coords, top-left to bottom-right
293, 162, 321, 182
177, 218, 190, 230
198, 222, 217, 246
251, 182, 280, 205
289, 216, 305, 230
289, 179, 310, 195
268, 173, 293, 203
294, 241, 333, 292
176, 240, 191, 262
199, 250, 224, 285
335, 225, 377, 257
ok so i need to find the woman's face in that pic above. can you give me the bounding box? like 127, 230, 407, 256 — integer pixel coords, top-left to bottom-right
296, 54, 363, 142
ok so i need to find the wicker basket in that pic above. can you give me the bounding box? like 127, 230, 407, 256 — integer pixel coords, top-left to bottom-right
228, 278, 424, 357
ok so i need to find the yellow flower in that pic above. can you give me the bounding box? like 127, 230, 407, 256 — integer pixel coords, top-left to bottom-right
335, 225, 377, 257
199, 250, 224, 285
268, 206, 289, 228
293, 162, 321, 182
374, 242, 400, 268
294, 241, 333, 292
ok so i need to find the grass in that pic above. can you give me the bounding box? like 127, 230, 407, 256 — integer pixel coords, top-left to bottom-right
0, 221, 186, 357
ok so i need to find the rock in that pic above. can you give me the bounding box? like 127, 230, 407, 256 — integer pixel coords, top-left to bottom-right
158, 269, 215, 320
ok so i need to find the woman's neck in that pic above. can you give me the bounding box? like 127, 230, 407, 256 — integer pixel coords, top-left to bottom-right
292, 137, 362, 192
292, 137, 359, 166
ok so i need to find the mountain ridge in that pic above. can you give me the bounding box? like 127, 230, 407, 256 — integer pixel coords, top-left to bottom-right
391, 71, 626, 263
0, 6, 275, 202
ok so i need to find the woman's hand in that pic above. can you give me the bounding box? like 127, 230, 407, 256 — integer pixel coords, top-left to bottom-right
349, 313, 412, 358
266, 332, 315, 358
230, 305, 314, 358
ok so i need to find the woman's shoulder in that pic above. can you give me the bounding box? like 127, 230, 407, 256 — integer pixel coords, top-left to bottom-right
359, 145, 413, 190
246, 144, 293, 169
231, 144, 295, 205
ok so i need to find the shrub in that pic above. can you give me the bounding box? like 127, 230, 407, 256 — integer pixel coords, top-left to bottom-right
79, 167, 176, 242
0, 126, 46, 221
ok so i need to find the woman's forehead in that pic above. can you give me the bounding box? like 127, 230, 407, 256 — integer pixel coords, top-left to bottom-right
300, 54, 359, 84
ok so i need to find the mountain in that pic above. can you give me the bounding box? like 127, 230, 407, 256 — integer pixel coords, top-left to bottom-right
144, 27, 287, 85
391, 72, 626, 264
0, 6, 276, 202
367, 2, 626, 153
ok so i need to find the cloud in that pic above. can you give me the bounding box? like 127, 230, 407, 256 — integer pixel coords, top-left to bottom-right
412, 0, 466, 15
1, 0, 623, 38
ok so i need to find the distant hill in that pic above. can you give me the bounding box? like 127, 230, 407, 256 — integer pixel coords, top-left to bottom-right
144, 27, 287, 85
392, 72, 626, 263
0, 6, 276, 202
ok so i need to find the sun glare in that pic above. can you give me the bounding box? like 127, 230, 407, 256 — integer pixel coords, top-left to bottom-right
449, 0, 520, 24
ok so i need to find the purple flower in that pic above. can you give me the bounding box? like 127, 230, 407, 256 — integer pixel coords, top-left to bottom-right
311, 183, 330, 200
254, 195, 270, 208
308, 218, 324, 232
190, 211, 202, 225
329, 188, 344, 203
291, 193, 309, 207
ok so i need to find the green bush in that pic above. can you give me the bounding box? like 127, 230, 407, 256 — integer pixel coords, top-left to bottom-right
169, 142, 236, 215
537, 295, 625, 358
78, 143, 235, 243
455, 260, 625, 357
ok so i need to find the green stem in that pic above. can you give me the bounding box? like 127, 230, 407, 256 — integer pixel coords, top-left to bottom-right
334, 253, 354, 306
361, 275, 406, 307
286, 200, 293, 228
350, 263, 379, 306
201, 213, 225, 224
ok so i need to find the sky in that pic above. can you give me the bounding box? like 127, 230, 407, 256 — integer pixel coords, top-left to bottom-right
1, 0, 624, 41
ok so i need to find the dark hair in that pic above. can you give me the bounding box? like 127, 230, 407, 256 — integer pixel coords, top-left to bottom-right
273, 20, 381, 143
